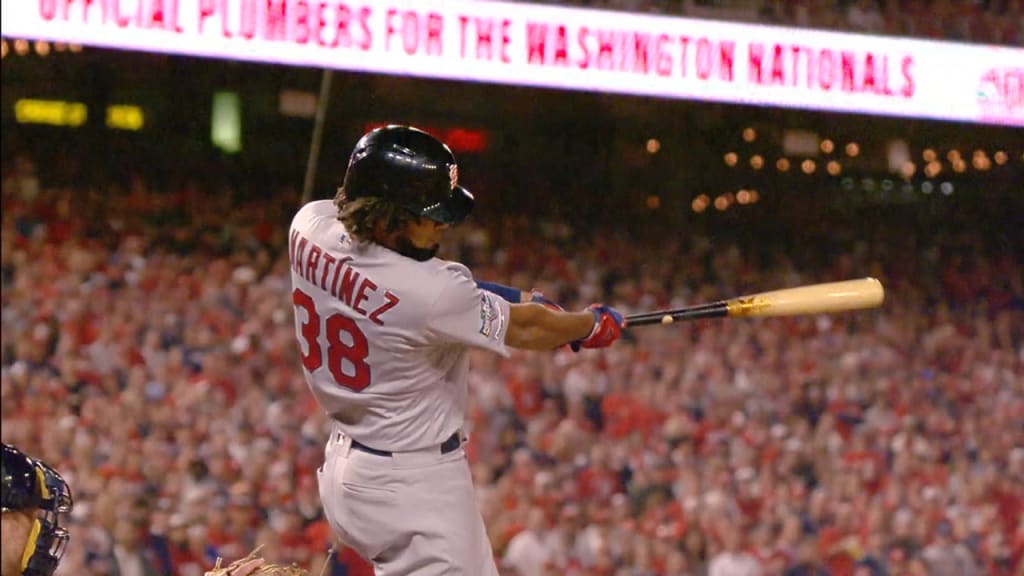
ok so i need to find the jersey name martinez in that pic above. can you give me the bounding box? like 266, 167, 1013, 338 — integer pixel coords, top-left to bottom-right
288, 230, 401, 325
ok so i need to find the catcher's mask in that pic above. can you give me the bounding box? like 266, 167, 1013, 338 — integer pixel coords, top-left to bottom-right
1, 444, 73, 576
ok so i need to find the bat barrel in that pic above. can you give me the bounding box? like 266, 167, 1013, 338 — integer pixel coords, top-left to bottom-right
624, 277, 884, 327
725, 277, 884, 318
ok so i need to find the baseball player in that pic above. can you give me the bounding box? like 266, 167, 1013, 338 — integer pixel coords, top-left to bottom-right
1, 444, 73, 576
288, 125, 625, 575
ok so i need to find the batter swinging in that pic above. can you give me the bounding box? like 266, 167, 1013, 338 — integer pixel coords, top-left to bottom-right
288, 125, 625, 575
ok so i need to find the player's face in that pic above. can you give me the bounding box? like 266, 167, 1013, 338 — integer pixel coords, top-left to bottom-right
406, 217, 449, 247
407, 216, 448, 240
393, 217, 449, 261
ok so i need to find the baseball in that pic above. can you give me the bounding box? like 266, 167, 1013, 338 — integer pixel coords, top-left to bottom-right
661, 315, 674, 325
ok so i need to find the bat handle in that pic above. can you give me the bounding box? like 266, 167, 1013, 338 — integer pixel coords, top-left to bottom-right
625, 301, 728, 326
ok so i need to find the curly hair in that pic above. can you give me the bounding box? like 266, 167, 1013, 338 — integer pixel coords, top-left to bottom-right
334, 187, 417, 242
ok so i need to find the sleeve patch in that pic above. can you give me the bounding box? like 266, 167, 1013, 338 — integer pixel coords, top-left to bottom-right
478, 293, 504, 340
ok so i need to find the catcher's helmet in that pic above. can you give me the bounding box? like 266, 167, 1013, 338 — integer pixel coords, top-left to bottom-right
2, 443, 73, 576
342, 125, 474, 224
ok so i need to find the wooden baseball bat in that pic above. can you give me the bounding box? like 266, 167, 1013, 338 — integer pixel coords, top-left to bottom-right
625, 277, 884, 327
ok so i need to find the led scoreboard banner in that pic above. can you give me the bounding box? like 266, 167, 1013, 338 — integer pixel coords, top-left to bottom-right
3, 0, 1022, 126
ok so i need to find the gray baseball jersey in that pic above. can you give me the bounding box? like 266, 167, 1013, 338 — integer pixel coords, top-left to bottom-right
289, 200, 511, 452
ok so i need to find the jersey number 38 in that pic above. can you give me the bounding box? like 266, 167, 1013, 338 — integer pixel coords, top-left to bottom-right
292, 288, 371, 391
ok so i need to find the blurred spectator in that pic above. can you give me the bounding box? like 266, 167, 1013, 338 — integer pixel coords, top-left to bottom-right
112, 518, 160, 576
708, 519, 761, 576
846, 0, 887, 33
780, 538, 829, 576
503, 507, 558, 576
920, 520, 980, 576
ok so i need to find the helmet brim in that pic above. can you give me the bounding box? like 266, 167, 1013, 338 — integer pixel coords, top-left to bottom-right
415, 185, 475, 225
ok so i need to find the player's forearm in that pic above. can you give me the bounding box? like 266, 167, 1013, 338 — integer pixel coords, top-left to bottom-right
505, 303, 594, 350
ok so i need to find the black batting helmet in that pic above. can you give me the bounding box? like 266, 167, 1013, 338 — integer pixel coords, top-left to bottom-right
2, 443, 73, 576
342, 125, 474, 224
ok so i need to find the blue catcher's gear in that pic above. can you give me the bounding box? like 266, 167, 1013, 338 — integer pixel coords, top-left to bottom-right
2, 443, 73, 576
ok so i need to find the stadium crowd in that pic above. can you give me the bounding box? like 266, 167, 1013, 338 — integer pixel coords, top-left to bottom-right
548, 0, 1024, 46
1, 147, 1021, 576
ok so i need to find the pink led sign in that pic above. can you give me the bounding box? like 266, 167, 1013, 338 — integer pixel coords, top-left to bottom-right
3, 0, 1021, 125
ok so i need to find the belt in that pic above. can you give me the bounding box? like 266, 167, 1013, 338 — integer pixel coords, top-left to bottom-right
350, 431, 462, 457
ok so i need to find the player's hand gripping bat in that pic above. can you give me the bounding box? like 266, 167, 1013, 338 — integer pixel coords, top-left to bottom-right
626, 277, 885, 327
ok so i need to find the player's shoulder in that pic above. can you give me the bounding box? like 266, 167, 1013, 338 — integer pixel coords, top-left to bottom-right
291, 199, 337, 231
394, 259, 476, 310
412, 258, 493, 324
435, 260, 473, 282
415, 259, 479, 295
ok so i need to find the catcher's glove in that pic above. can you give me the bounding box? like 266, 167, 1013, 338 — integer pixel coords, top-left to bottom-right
204, 546, 307, 576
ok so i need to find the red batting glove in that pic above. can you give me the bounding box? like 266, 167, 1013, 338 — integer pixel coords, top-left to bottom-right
575, 304, 626, 350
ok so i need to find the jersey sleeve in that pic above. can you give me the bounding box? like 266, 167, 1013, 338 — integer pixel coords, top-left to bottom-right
426, 262, 511, 357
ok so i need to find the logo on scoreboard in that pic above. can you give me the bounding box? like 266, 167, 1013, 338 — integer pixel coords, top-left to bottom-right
977, 68, 1024, 124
